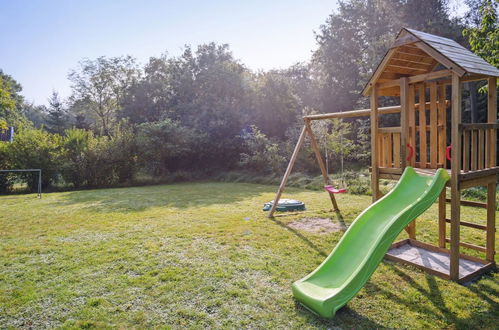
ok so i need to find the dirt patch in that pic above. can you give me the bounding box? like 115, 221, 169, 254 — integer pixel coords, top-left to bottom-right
288, 217, 346, 234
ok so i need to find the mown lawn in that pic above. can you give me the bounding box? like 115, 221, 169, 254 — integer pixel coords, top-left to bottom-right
0, 182, 498, 328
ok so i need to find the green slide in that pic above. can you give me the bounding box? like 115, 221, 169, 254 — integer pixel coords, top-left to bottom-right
292, 167, 449, 318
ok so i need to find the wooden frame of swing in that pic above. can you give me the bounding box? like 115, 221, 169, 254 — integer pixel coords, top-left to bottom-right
267, 105, 402, 218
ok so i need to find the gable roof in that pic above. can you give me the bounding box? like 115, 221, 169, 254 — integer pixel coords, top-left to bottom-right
362, 28, 499, 96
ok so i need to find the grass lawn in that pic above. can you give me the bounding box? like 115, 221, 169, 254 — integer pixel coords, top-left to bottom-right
1, 182, 498, 328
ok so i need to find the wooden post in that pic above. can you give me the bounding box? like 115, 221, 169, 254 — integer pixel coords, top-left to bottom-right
401, 77, 415, 238
268, 125, 307, 218
400, 77, 409, 168
488, 77, 497, 167
370, 85, 380, 202
486, 77, 497, 262
305, 120, 339, 211
486, 181, 496, 262
450, 73, 462, 281
438, 188, 446, 248
419, 83, 427, 168
438, 84, 447, 168
430, 82, 438, 168
408, 84, 416, 167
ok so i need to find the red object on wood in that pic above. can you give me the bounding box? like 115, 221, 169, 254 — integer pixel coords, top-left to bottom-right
406, 143, 414, 161
324, 185, 347, 194
446, 145, 452, 161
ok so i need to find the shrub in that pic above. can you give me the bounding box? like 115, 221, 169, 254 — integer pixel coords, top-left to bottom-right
136, 119, 202, 176
6, 128, 62, 190
0, 141, 14, 192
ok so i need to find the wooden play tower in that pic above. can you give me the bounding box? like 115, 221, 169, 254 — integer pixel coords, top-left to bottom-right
269, 28, 498, 283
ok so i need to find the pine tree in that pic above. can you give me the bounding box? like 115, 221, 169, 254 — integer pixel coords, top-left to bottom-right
46, 91, 67, 134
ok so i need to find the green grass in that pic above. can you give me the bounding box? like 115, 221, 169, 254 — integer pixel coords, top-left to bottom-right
0, 182, 497, 328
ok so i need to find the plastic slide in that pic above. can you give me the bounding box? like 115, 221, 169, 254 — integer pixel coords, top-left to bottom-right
292, 167, 450, 318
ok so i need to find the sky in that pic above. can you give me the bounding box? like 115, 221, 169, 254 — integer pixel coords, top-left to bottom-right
1, 0, 468, 106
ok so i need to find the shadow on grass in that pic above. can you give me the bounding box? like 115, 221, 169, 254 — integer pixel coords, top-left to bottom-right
367, 263, 498, 327
52, 182, 276, 213
270, 210, 347, 258
294, 301, 385, 328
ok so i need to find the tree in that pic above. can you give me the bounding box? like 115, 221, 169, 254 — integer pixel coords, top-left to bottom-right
68, 56, 141, 135
463, 0, 498, 68
312, 0, 466, 112
252, 71, 302, 139
0, 70, 26, 127
46, 91, 68, 134
122, 54, 176, 123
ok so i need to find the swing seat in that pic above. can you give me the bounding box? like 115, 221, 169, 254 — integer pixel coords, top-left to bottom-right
324, 185, 347, 194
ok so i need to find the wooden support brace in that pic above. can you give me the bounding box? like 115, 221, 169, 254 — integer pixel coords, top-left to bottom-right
268, 125, 307, 218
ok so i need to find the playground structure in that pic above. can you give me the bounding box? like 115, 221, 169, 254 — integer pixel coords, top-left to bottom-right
270, 28, 498, 287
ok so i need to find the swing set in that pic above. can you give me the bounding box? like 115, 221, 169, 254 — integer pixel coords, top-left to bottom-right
267, 105, 401, 217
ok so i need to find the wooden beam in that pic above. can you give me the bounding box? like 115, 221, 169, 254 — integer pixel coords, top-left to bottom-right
305, 120, 339, 211
488, 77, 497, 168
438, 189, 446, 248
430, 82, 438, 168
402, 77, 413, 237
371, 85, 380, 201
440, 74, 489, 87
450, 73, 462, 281
378, 69, 452, 90
445, 239, 487, 253
268, 125, 307, 218
400, 78, 409, 169
445, 198, 487, 208
363, 48, 397, 96
408, 84, 416, 167
438, 84, 447, 168
414, 42, 466, 76
444, 218, 487, 230
389, 59, 434, 70
303, 105, 401, 121
419, 83, 427, 168
390, 33, 419, 48
486, 182, 496, 262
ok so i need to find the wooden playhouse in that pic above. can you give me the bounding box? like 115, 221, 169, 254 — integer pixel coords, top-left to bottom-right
269, 28, 498, 283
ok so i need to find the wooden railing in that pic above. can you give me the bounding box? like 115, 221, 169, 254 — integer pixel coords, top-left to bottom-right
378, 127, 402, 168
460, 123, 498, 172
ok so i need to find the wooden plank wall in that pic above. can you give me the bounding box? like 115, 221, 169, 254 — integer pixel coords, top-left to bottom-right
414, 82, 447, 169
461, 123, 499, 172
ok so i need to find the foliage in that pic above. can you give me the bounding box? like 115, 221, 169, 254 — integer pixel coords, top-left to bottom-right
312, 0, 465, 112
60, 128, 92, 188
0, 141, 14, 192
136, 119, 202, 176
239, 126, 286, 173
45, 91, 69, 134
0, 70, 26, 127
68, 56, 141, 136
6, 128, 62, 189
463, 0, 499, 68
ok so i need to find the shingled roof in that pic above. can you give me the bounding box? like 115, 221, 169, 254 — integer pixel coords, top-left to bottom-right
362, 28, 499, 96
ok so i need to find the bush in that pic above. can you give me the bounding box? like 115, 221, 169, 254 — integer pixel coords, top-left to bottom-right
6, 128, 62, 190
61, 125, 138, 188
136, 119, 202, 176
61, 128, 92, 188
0, 142, 14, 192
